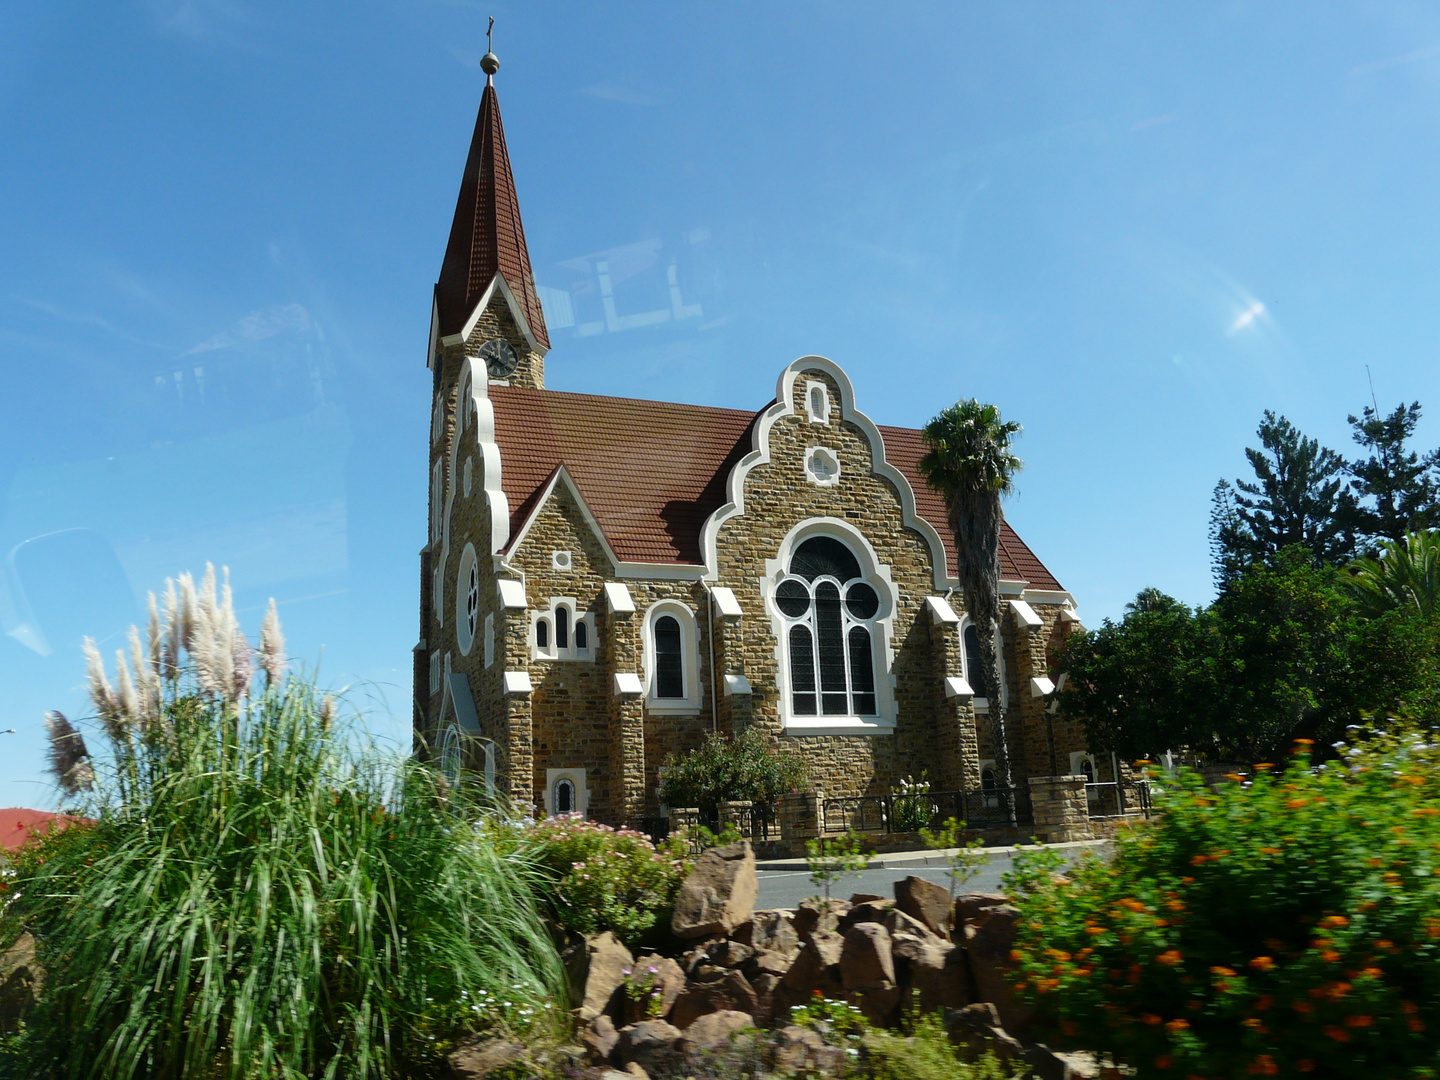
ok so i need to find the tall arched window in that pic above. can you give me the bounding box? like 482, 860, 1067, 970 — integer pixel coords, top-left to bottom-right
961, 617, 1006, 711
775, 536, 881, 717
654, 615, 684, 698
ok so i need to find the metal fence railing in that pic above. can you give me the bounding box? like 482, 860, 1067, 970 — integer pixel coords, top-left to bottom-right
1085, 779, 1153, 819
820, 787, 1026, 835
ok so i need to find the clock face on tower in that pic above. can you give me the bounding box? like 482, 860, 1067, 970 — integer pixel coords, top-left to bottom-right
479, 338, 518, 379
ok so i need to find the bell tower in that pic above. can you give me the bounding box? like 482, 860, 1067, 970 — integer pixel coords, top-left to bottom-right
430, 39, 549, 391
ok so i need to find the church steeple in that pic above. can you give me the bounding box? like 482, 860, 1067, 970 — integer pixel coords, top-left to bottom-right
434, 46, 550, 360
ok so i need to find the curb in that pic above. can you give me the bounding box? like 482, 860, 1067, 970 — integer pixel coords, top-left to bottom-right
755, 837, 1110, 873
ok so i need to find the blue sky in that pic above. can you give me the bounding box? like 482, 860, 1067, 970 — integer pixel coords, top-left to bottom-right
3, 2, 1440, 807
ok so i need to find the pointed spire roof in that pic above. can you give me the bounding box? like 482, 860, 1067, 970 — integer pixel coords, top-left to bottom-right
435, 80, 550, 349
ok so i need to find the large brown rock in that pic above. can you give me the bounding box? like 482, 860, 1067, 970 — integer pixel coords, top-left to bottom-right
780, 929, 843, 992
743, 949, 792, 980
707, 939, 755, 969
838, 899, 892, 932
669, 969, 759, 1029
884, 907, 943, 943
771, 1025, 847, 1076
840, 923, 895, 990
895, 875, 953, 938
671, 842, 758, 939
737, 910, 800, 961
582, 1014, 620, 1063
792, 898, 849, 942
966, 903, 1033, 1033
569, 932, 634, 1022
954, 892, 1011, 928
0, 933, 40, 1035
848, 983, 902, 1027
907, 938, 969, 1013
614, 1019, 683, 1074
748, 971, 782, 1027
446, 1036, 525, 1078
680, 1009, 756, 1054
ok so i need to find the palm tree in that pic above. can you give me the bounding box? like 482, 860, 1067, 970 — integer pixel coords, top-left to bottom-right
919, 399, 1024, 824
1345, 529, 1440, 621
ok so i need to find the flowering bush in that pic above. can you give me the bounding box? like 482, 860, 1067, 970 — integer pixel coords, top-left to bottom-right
658, 728, 808, 818
1006, 737, 1440, 1079
514, 814, 691, 946
890, 772, 939, 832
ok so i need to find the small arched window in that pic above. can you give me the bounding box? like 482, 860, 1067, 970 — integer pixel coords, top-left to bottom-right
981, 764, 999, 809
554, 778, 576, 815
574, 619, 587, 651
556, 607, 569, 651
536, 618, 550, 650
963, 623, 989, 700
654, 616, 684, 698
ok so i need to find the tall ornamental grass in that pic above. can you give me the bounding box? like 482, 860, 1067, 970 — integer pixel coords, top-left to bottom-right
11, 566, 565, 1080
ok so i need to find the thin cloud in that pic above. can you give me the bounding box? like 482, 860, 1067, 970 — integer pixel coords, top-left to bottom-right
1228, 300, 1267, 334
1351, 45, 1440, 77
10, 295, 170, 350
580, 83, 658, 106
181, 304, 316, 357
1130, 113, 1178, 132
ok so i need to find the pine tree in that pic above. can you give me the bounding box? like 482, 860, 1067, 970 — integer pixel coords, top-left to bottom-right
1208, 411, 1356, 586
1345, 401, 1440, 547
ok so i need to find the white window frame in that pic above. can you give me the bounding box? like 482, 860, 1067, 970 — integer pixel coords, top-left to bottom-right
804, 446, 842, 487
430, 459, 444, 544
439, 725, 463, 790
530, 597, 595, 662
642, 599, 703, 714
804, 378, 831, 425
979, 758, 1000, 809
429, 649, 442, 695
483, 612, 495, 668
763, 519, 898, 735
456, 543, 479, 655
960, 615, 1008, 713
545, 767, 589, 818
1070, 751, 1101, 802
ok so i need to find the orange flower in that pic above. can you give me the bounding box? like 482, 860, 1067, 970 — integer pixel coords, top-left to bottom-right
1166, 1018, 1190, 1033
1325, 1025, 1350, 1042
1190, 854, 1209, 866
1286, 798, 1309, 809
1293, 1000, 1314, 1014
1409, 1017, 1426, 1033
1142, 1013, 1162, 1026
1255, 996, 1273, 1011
1249, 956, 1274, 972
1294, 738, 1315, 746
1210, 965, 1237, 977
1157, 950, 1184, 966
1154, 1056, 1171, 1070
1243, 1018, 1266, 1031
1259, 846, 1282, 855
1297, 1062, 1316, 1074
1322, 950, 1341, 963
1344, 1014, 1373, 1027
1248, 1055, 1278, 1076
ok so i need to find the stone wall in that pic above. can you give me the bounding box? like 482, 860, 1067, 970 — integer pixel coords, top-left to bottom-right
1027, 774, 1093, 843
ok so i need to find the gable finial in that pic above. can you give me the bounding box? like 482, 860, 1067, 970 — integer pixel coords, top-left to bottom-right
480, 17, 499, 84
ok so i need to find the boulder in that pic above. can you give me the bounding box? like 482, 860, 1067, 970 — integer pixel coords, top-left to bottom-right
838, 899, 892, 931
770, 1025, 847, 1076
895, 875, 953, 938
624, 953, 686, 1023
966, 903, 1033, 1033
614, 1020, 683, 1075
954, 892, 1011, 928
792, 898, 849, 942
905, 937, 969, 1013
849, 892, 886, 904
569, 931, 634, 1022
840, 923, 895, 990
740, 910, 800, 961
0, 933, 40, 1035
944, 1002, 1027, 1064
671, 842, 758, 939
581, 1014, 620, 1063
707, 939, 755, 969
669, 969, 759, 1029
680, 1009, 756, 1053
446, 1036, 525, 1078
748, 971, 782, 1027
600, 1067, 650, 1080
848, 983, 902, 1027
780, 929, 843, 992
743, 949, 792, 980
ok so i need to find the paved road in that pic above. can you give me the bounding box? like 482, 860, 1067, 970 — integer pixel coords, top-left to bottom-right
754, 843, 1100, 911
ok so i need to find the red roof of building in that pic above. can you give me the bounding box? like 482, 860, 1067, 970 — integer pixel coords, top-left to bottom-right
489, 385, 1063, 590
0, 808, 85, 853
435, 83, 550, 349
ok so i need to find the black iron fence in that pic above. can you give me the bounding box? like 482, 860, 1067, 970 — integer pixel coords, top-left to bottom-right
1085, 779, 1153, 819
820, 787, 1024, 835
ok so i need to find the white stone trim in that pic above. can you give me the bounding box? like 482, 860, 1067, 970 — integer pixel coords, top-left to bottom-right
999, 580, 1029, 598
613, 672, 644, 696
1025, 589, 1077, 607
502, 670, 533, 695
926, 595, 960, 625
604, 582, 635, 614
710, 586, 743, 618
641, 599, 703, 714
483, 613, 495, 669
1030, 676, 1056, 698
804, 446, 842, 487
723, 673, 752, 696
426, 294, 440, 372
1010, 599, 1043, 629
551, 549, 572, 571
700, 355, 957, 590
764, 518, 898, 734
456, 543, 479, 655
530, 597, 595, 662
497, 578, 527, 610
959, 614, 1008, 713
437, 271, 550, 359
803, 378, 831, 425
944, 676, 974, 699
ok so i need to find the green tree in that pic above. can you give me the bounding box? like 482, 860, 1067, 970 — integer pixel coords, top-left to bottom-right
919, 399, 1023, 823
657, 727, 808, 819
1344, 401, 1440, 546
1209, 411, 1355, 587
1345, 529, 1440, 621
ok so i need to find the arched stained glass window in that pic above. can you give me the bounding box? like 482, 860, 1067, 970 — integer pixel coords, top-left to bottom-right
554, 778, 575, 815
776, 535, 882, 718
537, 618, 550, 650
654, 615, 684, 699
556, 607, 569, 651
964, 623, 990, 700
575, 619, 587, 651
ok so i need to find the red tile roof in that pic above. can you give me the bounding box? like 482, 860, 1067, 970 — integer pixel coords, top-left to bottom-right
489, 386, 1063, 591
0, 808, 85, 852
435, 83, 550, 349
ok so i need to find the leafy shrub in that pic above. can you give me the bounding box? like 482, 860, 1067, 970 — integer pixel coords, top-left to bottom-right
510, 814, 691, 946
890, 772, 938, 832
11, 568, 565, 1080
1006, 738, 1440, 1079
658, 728, 808, 818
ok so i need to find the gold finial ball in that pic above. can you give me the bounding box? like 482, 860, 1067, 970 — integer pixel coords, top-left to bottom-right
480, 52, 500, 76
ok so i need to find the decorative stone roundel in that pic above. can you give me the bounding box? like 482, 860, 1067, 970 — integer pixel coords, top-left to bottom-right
805, 447, 841, 486
456, 543, 479, 654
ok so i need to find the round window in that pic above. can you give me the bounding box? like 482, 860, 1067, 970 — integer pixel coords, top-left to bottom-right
456, 544, 479, 654
439, 725, 462, 791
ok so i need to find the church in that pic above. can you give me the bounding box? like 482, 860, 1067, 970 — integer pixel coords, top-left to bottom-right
413, 51, 1091, 829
